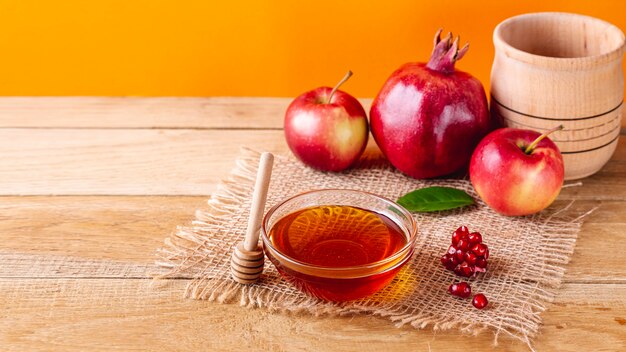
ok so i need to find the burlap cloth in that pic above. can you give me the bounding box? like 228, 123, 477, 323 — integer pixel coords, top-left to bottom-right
156, 148, 591, 349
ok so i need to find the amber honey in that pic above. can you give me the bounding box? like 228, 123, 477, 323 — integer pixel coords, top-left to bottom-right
266, 204, 411, 301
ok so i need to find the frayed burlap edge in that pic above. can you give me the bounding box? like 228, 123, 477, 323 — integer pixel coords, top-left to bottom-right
154, 147, 594, 351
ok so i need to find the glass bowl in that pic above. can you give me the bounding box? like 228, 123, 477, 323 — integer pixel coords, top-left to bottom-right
261, 189, 418, 301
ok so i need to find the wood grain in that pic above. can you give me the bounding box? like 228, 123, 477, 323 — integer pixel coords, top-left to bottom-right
2, 278, 625, 352
0, 129, 286, 195
1, 196, 625, 283
0, 196, 205, 263
0, 97, 289, 129
0, 128, 624, 196
0, 97, 373, 129
1, 97, 625, 351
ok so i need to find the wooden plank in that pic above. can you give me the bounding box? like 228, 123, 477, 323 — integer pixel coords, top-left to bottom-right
0, 97, 374, 129
566, 223, 626, 282
1, 197, 625, 282
0, 97, 289, 129
0, 97, 623, 130
0, 129, 287, 195
1, 278, 625, 351
0, 128, 625, 197
0, 196, 207, 279
0, 196, 205, 263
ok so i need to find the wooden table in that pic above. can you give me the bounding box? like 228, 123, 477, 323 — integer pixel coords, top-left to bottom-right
1, 97, 625, 351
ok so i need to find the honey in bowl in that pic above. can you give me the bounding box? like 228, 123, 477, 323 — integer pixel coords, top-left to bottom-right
270, 205, 407, 267
263, 190, 417, 302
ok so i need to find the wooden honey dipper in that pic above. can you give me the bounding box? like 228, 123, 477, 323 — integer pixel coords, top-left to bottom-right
230, 152, 274, 284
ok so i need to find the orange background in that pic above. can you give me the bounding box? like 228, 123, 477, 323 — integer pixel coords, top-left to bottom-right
0, 0, 624, 97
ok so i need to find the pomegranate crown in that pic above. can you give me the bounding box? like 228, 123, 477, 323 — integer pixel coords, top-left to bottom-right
426, 29, 470, 74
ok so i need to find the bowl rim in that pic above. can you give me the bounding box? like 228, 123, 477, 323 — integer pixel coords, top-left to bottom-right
493, 12, 626, 69
260, 188, 418, 273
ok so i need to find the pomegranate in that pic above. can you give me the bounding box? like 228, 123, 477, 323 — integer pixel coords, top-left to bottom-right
472, 293, 489, 309
440, 226, 489, 278
370, 29, 491, 179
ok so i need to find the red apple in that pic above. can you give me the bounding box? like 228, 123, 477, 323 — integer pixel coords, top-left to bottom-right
469, 126, 565, 216
370, 30, 491, 179
284, 71, 368, 171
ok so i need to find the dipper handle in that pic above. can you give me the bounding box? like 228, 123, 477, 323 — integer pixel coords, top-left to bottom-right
243, 152, 274, 251
231, 152, 274, 284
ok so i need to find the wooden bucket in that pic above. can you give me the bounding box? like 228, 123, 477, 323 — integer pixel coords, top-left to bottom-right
491, 12, 625, 180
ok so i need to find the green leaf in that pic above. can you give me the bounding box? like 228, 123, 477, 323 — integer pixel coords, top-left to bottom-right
397, 186, 474, 212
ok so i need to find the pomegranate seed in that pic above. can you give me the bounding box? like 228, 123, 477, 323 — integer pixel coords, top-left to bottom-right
449, 254, 459, 269
472, 293, 488, 309
448, 282, 471, 298
440, 254, 448, 265
452, 226, 469, 245
450, 255, 460, 265
441, 254, 457, 270
464, 251, 477, 265
456, 238, 469, 251
447, 245, 457, 256
454, 262, 474, 277
471, 243, 488, 257
455, 249, 465, 262
468, 232, 482, 245
451, 233, 461, 245
475, 257, 488, 269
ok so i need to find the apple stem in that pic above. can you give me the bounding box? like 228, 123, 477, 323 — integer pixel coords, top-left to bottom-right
327, 70, 353, 104
524, 125, 564, 154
